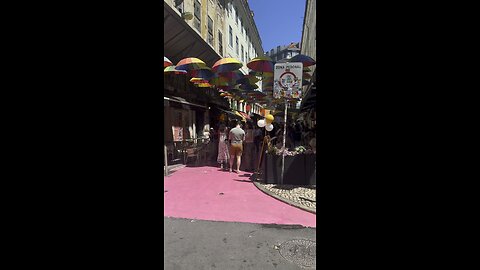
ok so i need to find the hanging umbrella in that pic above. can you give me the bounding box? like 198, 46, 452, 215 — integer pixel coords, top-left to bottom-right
247, 56, 273, 73
236, 74, 260, 85
189, 66, 214, 80
239, 83, 258, 91
196, 82, 212, 88
237, 111, 251, 121
176, 57, 207, 71
262, 76, 273, 84
218, 70, 244, 81
288, 54, 316, 67
302, 72, 312, 80
190, 77, 209, 84
229, 84, 244, 92
216, 84, 231, 91
212, 58, 242, 73
164, 65, 187, 74
164, 56, 173, 68
249, 70, 273, 79
210, 73, 231, 86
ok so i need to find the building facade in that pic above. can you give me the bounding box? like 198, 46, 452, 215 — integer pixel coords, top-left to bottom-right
166, 0, 263, 69
164, 0, 265, 164
299, 0, 316, 112
223, 0, 263, 74
265, 42, 301, 62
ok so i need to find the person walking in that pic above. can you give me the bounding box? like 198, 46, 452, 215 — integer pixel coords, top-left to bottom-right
228, 120, 245, 173
241, 122, 255, 172
216, 123, 229, 170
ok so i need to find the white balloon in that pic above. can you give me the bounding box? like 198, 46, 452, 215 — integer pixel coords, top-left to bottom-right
265, 124, 274, 131
257, 119, 266, 127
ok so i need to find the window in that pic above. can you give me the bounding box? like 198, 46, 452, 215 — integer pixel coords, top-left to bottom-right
236, 36, 239, 56
218, 31, 223, 56
241, 45, 244, 62
174, 0, 184, 13
207, 16, 214, 45
235, 7, 238, 25
229, 26, 233, 46
194, 0, 201, 32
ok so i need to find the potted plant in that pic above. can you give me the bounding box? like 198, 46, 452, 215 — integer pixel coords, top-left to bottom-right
262, 144, 315, 185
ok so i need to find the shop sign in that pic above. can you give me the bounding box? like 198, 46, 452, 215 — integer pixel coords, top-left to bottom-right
172, 127, 183, 141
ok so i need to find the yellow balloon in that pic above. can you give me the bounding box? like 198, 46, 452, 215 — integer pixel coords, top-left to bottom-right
265, 114, 274, 124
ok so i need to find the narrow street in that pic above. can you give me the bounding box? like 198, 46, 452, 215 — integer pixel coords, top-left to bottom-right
163, 0, 317, 267
164, 217, 316, 269
164, 166, 316, 227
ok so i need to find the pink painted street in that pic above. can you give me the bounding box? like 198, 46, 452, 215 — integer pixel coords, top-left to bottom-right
164, 166, 316, 228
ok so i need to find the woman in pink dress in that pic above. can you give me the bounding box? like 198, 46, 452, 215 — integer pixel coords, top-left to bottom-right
217, 124, 230, 170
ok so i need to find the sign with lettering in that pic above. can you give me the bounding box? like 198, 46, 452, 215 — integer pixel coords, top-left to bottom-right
273, 62, 303, 99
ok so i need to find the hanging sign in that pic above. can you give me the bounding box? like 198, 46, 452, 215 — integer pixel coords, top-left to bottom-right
273, 62, 303, 99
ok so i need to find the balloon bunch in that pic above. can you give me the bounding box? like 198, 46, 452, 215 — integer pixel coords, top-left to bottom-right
257, 114, 275, 131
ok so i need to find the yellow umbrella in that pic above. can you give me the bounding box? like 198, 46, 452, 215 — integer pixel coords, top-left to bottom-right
176, 57, 207, 71
190, 77, 208, 83
212, 58, 243, 73
197, 82, 212, 88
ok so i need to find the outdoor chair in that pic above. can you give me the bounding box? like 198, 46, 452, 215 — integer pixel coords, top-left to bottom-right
184, 146, 201, 166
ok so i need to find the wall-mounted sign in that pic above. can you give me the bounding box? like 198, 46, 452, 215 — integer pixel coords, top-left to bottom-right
172, 127, 183, 141
273, 62, 303, 99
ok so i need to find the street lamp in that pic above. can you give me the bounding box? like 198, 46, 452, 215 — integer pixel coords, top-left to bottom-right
182, 12, 193, 21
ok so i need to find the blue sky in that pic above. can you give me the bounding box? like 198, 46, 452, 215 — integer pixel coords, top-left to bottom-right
248, 0, 307, 53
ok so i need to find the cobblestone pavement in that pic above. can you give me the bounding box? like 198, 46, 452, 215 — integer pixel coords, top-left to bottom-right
254, 182, 316, 213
